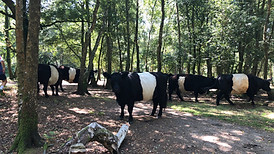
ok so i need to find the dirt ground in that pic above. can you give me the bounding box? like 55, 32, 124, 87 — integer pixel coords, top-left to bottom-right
0, 81, 274, 154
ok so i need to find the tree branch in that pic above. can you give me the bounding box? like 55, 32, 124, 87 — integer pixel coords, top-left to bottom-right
2, 0, 16, 19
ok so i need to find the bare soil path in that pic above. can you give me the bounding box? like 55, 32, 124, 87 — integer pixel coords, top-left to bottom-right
0, 82, 273, 153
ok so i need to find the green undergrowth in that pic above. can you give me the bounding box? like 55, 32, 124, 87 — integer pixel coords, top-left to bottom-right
168, 101, 274, 132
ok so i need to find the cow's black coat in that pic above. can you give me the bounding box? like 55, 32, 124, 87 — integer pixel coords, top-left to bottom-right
38, 64, 62, 97
168, 74, 216, 102
216, 74, 271, 105
58, 66, 97, 91
103, 72, 168, 123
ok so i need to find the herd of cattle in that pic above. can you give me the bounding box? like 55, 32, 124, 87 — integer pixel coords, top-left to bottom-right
38, 63, 272, 123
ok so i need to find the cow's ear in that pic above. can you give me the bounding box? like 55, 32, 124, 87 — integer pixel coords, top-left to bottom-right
121, 72, 129, 78
103, 72, 111, 79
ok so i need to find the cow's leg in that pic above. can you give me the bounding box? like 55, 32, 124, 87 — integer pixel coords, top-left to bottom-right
37, 83, 39, 94
50, 85, 55, 95
176, 89, 184, 101
151, 102, 158, 116
43, 84, 49, 98
128, 103, 134, 123
55, 85, 59, 96
119, 104, 125, 120
194, 91, 199, 102
60, 80, 64, 92
216, 91, 224, 106
168, 91, 172, 101
224, 94, 234, 105
157, 105, 163, 118
247, 93, 255, 106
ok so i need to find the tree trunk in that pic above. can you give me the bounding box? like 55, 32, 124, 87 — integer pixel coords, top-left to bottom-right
125, 0, 131, 72
116, 27, 123, 72
186, 4, 191, 74
263, 0, 271, 79
105, 3, 113, 89
238, 41, 244, 73
197, 44, 201, 75
156, 0, 165, 72
191, 5, 196, 74
97, 35, 105, 82
176, 0, 183, 74
11, 0, 42, 153
135, 0, 140, 72
4, 5, 15, 79
77, 0, 100, 95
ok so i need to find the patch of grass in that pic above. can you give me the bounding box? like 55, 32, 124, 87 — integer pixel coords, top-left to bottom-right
168, 101, 274, 132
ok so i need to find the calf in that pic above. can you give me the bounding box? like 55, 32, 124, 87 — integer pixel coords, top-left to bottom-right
216, 73, 271, 105
59, 66, 97, 91
103, 72, 169, 123
168, 74, 216, 102
38, 64, 62, 97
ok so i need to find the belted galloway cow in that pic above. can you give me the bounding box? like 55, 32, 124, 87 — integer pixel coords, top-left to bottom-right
103, 72, 169, 123
58, 65, 97, 91
168, 74, 216, 102
215, 73, 271, 106
38, 64, 62, 97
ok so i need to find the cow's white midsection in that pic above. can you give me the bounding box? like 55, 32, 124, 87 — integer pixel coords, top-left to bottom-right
138, 72, 156, 101
231, 74, 249, 94
178, 76, 186, 94
69, 68, 76, 83
48, 65, 59, 86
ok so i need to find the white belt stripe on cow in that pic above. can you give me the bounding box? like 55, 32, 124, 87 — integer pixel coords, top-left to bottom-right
231, 73, 249, 94
69, 68, 76, 83
48, 65, 59, 86
138, 72, 157, 101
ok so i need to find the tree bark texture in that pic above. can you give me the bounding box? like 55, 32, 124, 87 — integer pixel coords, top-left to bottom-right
11, 0, 42, 153
176, 0, 183, 74
157, 0, 165, 72
135, 0, 140, 72
125, 0, 131, 72
263, 0, 271, 79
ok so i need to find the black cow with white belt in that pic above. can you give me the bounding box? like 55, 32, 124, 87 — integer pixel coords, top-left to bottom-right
215, 74, 271, 106
103, 72, 169, 123
38, 64, 62, 97
168, 74, 216, 102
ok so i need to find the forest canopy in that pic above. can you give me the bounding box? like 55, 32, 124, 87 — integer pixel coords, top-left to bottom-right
0, 0, 273, 79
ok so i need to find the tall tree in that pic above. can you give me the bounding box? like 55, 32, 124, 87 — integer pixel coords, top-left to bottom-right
10, 0, 42, 153
77, 0, 100, 95
4, 5, 15, 79
263, 0, 272, 79
156, 0, 165, 72
135, 0, 140, 72
175, 0, 183, 74
125, 0, 131, 71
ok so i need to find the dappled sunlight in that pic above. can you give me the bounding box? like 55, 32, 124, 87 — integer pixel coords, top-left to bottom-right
230, 130, 244, 136
264, 113, 274, 119
192, 134, 232, 151
69, 107, 93, 114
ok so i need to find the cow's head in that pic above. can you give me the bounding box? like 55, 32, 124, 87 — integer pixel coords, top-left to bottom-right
103, 72, 129, 94
89, 70, 98, 78
58, 65, 70, 80
262, 78, 272, 92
